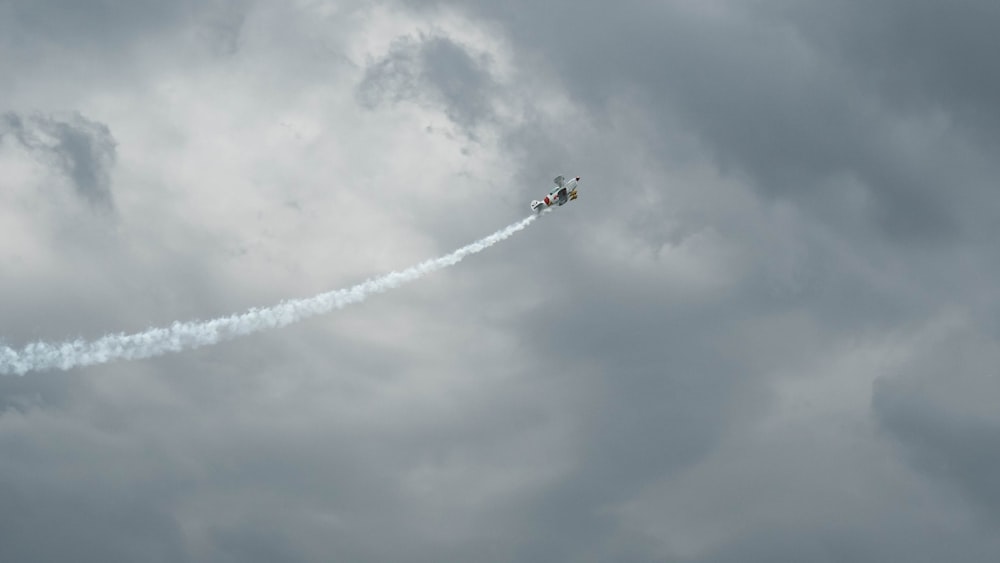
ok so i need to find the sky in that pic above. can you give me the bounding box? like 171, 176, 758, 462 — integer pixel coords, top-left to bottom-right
2, 0, 1000, 560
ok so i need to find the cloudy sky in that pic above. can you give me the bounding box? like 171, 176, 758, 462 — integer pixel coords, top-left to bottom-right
2, 0, 1000, 560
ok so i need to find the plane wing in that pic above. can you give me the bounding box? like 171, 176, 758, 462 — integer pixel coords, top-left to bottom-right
555, 186, 568, 204
554, 175, 565, 187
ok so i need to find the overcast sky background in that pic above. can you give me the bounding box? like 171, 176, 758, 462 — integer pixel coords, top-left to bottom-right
2, 0, 1000, 561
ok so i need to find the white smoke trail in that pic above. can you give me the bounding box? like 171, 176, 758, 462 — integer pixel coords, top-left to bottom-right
1, 215, 538, 376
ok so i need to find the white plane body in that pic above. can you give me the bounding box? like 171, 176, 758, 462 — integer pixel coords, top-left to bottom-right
531, 175, 580, 213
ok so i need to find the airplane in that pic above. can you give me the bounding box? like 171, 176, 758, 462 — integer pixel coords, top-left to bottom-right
531, 175, 580, 213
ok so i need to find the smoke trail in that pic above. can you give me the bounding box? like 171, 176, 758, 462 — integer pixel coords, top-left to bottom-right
1, 215, 538, 375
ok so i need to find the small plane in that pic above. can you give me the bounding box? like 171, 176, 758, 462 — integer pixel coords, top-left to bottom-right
531, 175, 580, 213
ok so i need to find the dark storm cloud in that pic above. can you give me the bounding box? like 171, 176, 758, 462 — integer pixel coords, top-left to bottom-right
690, 523, 1000, 563
769, 0, 1000, 137
357, 35, 496, 131
503, 297, 768, 561
404, 0, 1000, 244
873, 328, 1000, 525
1, 112, 117, 208
393, 0, 1000, 560
0, 479, 187, 562
875, 383, 1000, 523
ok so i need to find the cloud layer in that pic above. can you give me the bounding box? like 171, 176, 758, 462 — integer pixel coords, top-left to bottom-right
2, 1, 1000, 561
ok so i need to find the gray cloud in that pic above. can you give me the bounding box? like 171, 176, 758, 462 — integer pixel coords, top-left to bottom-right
873, 326, 1000, 525
876, 384, 1000, 523
2, 112, 117, 208
357, 35, 496, 131
404, 0, 999, 245
769, 0, 1000, 138
3, 0, 1000, 561
3, 0, 210, 49
397, 0, 1000, 560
